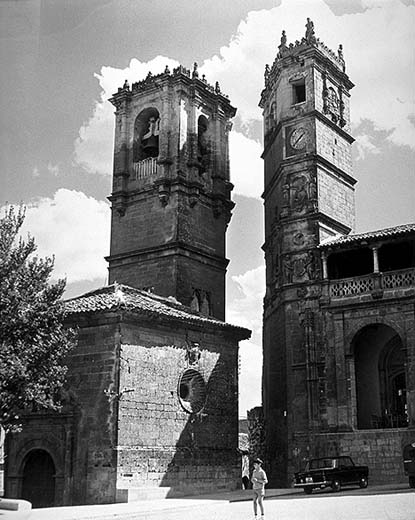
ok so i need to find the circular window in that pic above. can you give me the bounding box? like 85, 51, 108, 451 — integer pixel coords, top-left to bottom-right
177, 369, 207, 414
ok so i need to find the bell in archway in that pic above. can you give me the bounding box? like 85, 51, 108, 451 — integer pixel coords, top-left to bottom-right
142, 116, 160, 158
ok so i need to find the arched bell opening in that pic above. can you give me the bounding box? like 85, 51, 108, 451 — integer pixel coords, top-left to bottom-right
352, 324, 408, 430
21, 449, 56, 508
133, 107, 160, 162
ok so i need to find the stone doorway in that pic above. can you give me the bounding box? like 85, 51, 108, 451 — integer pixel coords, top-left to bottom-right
21, 449, 55, 508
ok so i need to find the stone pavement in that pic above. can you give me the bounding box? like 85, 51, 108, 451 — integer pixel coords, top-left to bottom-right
28, 485, 413, 520
27, 488, 299, 520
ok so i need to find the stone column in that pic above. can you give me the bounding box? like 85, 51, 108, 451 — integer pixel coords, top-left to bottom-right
321, 251, 328, 279
372, 246, 379, 273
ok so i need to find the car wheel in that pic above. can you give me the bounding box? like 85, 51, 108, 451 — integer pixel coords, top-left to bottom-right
359, 477, 368, 488
303, 487, 313, 494
331, 479, 341, 492
409, 476, 415, 489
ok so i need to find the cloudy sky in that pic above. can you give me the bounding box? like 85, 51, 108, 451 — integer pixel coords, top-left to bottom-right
1, 0, 414, 416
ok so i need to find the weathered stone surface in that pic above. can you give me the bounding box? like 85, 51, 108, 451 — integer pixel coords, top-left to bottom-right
261, 23, 414, 487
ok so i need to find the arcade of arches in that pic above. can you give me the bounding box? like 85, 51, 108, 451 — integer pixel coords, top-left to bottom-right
352, 324, 408, 430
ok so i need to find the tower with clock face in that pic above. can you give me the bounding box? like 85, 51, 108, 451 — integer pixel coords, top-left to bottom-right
260, 21, 356, 486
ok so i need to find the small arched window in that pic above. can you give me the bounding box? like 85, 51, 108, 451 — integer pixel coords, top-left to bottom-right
133, 107, 160, 162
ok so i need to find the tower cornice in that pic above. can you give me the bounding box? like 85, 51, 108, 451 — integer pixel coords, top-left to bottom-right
110, 64, 236, 118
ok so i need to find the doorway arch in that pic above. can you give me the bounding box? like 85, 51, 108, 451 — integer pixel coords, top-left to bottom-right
21, 449, 55, 508
352, 324, 407, 429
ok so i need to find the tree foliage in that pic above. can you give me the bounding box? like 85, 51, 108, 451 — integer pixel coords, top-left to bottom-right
0, 206, 76, 431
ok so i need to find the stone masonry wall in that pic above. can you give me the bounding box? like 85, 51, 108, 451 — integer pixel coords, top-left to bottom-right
315, 119, 353, 176
115, 320, 240, 498
292, 429, 415, 484
317, 165, 355, 231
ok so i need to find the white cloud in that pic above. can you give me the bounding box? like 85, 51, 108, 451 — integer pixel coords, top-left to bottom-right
73, 56, 179, 176
201, 0, 415, 149
73, 0, 414, 187
228, 265, 265, 337
227, 265, 265, 415
17, 189, 110, 284
354, 133, 383, 160
239, 339, 263, 416
229, 132, 263, 199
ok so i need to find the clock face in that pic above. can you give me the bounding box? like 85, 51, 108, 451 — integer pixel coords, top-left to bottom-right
289, 127, 308, 150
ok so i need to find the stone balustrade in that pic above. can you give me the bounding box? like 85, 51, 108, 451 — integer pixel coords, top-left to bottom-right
133, 157, 158, 180
329, 267, 415, 299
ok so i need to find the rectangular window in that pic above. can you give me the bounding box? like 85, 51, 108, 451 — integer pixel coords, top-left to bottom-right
292, 81, 306, 104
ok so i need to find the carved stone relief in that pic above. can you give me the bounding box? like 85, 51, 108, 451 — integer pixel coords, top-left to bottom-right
283, 251, 316, 284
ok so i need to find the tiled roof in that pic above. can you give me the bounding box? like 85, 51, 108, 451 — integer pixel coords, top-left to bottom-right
64, 283, 251, 339
319, 223, 415, 249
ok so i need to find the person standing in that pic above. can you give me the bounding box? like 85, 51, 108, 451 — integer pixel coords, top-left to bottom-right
251, 458, 268, 519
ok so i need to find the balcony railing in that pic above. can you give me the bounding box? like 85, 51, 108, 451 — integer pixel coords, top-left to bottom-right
329, 267, 415, 298
133, 157, 158, 180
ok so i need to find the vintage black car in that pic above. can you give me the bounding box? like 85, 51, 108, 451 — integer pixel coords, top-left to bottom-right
293, 456, 369, 494
403, 442, 415, 488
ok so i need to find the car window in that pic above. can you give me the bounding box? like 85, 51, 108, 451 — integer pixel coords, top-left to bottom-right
338, 457, 354, 468
309, 458, 334, 470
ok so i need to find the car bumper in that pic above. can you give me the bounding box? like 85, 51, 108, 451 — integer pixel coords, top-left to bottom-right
293, 480, 330, 488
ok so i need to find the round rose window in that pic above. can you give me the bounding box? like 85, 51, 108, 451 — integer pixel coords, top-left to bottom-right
177, 369, 207, 413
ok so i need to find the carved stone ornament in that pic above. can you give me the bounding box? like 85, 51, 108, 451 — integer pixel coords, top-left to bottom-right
293, 251, 315, 280
293, 232, 305, 246
283, 255, 294, 284
291, 175, 309, 213
186, 341, 201, 366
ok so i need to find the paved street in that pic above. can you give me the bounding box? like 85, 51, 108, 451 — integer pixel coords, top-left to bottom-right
28, 486, 415, 520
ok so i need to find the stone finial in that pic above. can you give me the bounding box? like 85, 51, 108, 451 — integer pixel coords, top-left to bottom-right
338, 44, 344, 60
264, 64, 270, 80
215, 81, 221, 94
146, 71, 153, 80
305, 17, 316, 44
122, 79, 129, 90
192, 62, 199, 79
202, 74, 207, 83
280, 30, 287, 48
164, 64, 170, 74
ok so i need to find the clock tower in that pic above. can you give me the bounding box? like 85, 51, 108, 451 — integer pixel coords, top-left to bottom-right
260, 20, 356, 485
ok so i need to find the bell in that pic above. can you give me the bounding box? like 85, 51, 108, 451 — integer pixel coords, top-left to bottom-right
142, 135, 159, 158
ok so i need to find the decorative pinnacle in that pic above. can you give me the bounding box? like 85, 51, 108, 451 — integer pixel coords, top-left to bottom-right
279, 30, 287, 49
192, 62, 199, 79
305, 17, 316, 44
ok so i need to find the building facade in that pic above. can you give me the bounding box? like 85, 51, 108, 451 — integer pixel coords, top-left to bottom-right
260, 20, 415, 487
5, 66, 250, 506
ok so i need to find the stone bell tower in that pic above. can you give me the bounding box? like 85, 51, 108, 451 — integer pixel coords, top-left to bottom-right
107, 64, 236, 320
260, 20, 356, 485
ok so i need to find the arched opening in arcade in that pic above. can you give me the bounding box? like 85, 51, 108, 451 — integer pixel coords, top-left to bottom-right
21, 449, 56, 508
352, 324, 408, 430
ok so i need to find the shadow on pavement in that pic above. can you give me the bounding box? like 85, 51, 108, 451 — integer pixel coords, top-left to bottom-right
265, 483, 413, 501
